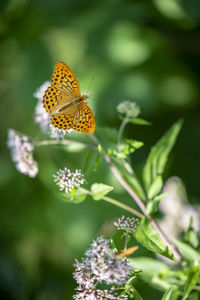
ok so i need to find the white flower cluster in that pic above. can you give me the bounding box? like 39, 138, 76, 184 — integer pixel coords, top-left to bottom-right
117, 101, 140, 118
49, 124, 68, 138
34, 81, 51, 133
53, 167, 84, 193
114, 215, 140, 233
7, 129, 38, 177
73, 236, 131, 299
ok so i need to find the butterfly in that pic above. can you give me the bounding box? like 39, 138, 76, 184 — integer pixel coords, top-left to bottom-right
43, 62, 95, 134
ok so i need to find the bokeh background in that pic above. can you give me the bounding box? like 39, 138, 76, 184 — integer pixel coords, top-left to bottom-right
1, 0, 200, 299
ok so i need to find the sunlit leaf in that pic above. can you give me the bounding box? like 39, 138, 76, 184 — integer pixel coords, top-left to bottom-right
129, 117, 151, 126
182, 264, 200, 300
56, 189, 87, 204
147, 175, 163, 200
91, 183, 113, 200
121, 139, 144, 155
143, 119, 183, 193
130, 257, 171, 291
174, 239, 200, 262
133, 217, 176, 261
146, 193, 166, 215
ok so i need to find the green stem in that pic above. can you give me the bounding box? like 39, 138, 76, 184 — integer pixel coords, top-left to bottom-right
124, 232, 129, 250
79, 187, 143, 218
118, 116, 129, 151
34, 139, 97, 149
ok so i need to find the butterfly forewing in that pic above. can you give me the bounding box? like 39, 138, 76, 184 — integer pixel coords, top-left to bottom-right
52, 62, 81, 96
43, 86, 62, 113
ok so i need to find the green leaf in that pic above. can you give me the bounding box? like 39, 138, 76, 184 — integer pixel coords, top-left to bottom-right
129, 117, 151, 126
143, 119, 183, 192
121, 139, 144, 155
133, 217, 176, 261
120, 116, 151, 125
107, 139, 143, 159
107, 147, 127, 159
91, 183, 113, 200
182, 264, 200, 300
132, 287, 143, 300
130, 257, 171, 291
162, 286, 180, 300
174, 239, 200, 262
184, 217, 199, 249
112, 158, 146, 201
146, 193, 166, 215
56, 189, 87, 204
147, 175, 163, 200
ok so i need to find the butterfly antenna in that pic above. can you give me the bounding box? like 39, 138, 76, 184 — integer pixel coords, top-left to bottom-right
86, 76, 94, 98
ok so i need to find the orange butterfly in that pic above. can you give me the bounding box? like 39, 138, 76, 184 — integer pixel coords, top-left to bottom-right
43, 62, 95, 134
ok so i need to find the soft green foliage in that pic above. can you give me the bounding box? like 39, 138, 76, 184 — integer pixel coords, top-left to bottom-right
184, 217, 200, 249
182, 264, 200, 300
91, 183, 113, 200
107, 139, 143, 158
174, 240, 200, 263
161, 286, 180, 300
56, 189, 87, 204
146, 193, 166, 215
133, 217, 176, 261
143, 119, 183, 193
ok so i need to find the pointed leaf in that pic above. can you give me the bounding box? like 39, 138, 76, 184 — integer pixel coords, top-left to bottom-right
182, 264, 200, 300
162, 286, 180, 300
130, 257, 171, 291
146, 193, 166, 215
91, 183, 113, 200
147, 175, 163, 200
143, 119, 183, 192
133, 217, 176, 261
129, 117, 151, 126
184, 217, 199, 248
174, 239, 200, 262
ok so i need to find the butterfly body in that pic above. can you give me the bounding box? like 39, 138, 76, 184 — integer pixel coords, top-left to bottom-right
55, 94, 88, 114
43, 62, 95, 134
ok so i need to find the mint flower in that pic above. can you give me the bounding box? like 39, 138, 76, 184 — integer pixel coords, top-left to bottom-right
73, 236, 132, 299
7, 129, 38, 177
114, 215, 140, 233
53, 167, 84, 193
34, 81, 50, 133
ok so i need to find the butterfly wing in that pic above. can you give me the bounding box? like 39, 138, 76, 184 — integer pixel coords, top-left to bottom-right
43, 62, 81, 113
52, 62, 81, 96
50, 102, 95, 134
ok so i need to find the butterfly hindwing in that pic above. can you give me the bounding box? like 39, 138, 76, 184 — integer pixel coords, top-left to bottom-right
51, 103, 95, 134
72, 103, 95, 134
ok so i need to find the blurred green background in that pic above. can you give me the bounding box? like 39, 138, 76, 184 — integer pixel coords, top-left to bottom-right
1, 0, 200, 299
